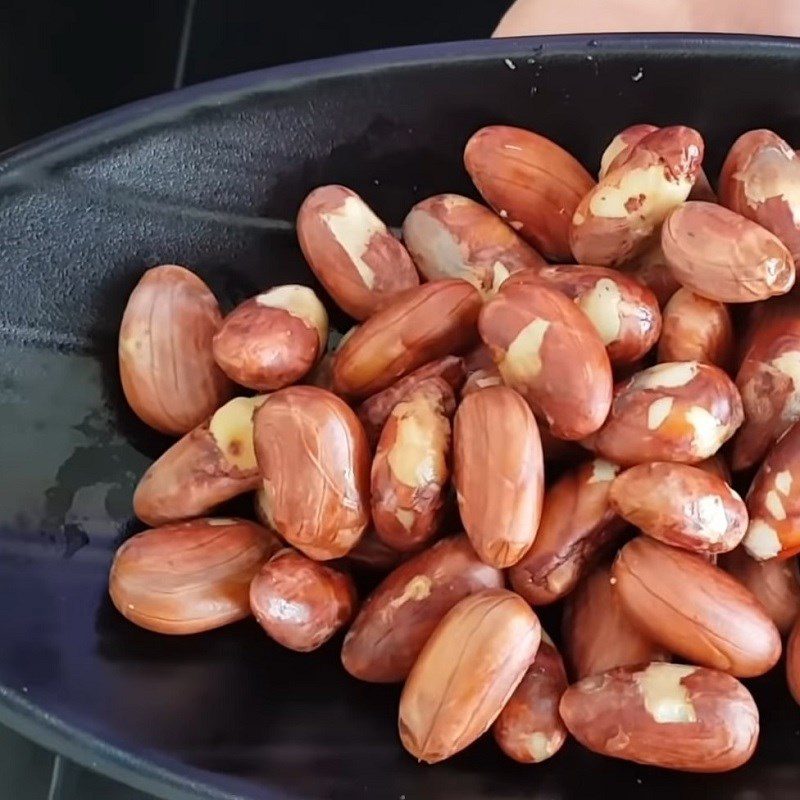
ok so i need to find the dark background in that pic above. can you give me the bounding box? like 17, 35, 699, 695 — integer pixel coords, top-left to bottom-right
0, 2, 505, 794
0, 0, 510, 153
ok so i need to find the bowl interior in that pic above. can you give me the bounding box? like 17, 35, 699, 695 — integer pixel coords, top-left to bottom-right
2, 34, 800, 800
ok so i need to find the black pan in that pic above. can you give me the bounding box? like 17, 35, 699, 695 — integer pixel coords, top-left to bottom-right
1, 33, 800, 800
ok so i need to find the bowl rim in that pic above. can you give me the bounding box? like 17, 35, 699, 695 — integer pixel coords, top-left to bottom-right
2, 30, 800, 800
2, 31, 800, 178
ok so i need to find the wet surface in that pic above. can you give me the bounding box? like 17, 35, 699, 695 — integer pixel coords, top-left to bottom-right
0, 342, 149, 561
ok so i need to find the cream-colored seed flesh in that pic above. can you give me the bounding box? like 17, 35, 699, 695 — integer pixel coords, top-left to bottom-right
772, 350, 800, 385
635, 361, 698, 390
738, 145, 800, 225
765, 490, 788, 521
490, 262, 511, 293
598, 133, 628, 179
404, 209, 472, 283
389, 575, 433, 609
776, 470, 793, 496
692, 494, 729, 540
634, 663, 698, 724
588, 166, 692, 221
387, 398, 447, 488
394, 508, 416, 531
685, 405, 724, 457
522, 732, 558, 763
119, 333, 142, 358
256, 285, 329, 349
577, 278, 623, 345
546, 561, 577, 593
209, 396, 265, 470
647, 397, 674, 431
763, 257, 784, 287
588, 459, 620, 484
772, 352, 800, 423
743, 519, 783, 560
440, 194, 472, 210
501, 318, 551, 385
321, 195, 386, 289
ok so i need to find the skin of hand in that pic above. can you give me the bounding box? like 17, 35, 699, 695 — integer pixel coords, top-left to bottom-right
494, 0, 800, 37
